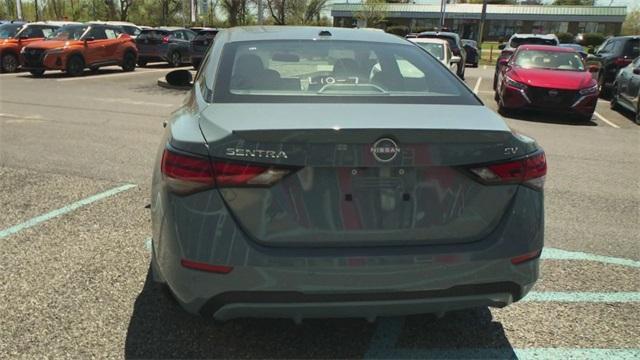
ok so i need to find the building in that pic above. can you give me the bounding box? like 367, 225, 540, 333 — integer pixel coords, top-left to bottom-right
330, 4, 627, 41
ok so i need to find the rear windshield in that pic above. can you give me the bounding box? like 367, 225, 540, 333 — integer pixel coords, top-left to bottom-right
47, 25, 88, 40
510, 37, 558, 48
624, 39, 639, 58
196, 30, 218, 39
0, 23, 22, 39
419, 35, 457, 50
514, 50, 585, 71
212, 40, 477, 105
415, 42, 445, 61
138, 30, 169, 39
121, 25, 141, 36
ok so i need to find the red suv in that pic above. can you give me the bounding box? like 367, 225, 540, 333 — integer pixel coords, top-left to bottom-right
21, 23, 137, 77
0, 22, 61, 72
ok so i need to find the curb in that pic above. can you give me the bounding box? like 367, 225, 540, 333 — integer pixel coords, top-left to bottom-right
157, 77, 191, 91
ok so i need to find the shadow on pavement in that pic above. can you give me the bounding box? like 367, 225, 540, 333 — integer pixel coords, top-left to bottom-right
501, 108, 598, 126
125, 267, 514, 359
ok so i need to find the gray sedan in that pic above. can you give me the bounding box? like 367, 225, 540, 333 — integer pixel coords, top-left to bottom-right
611, 56, 640, 124
151, 26, 547, 321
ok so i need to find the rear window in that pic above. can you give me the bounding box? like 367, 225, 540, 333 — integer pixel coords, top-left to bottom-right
138, 30, 169, 39
624, 39, 639, 58
415, 42, 445, 61
419, 35, 457, 50
212, 40, 477, 105
510, 37, 558, 48
195, 31, 218, 41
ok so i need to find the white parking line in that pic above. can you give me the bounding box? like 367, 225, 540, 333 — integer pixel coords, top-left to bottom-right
594, 111, 620, 128
483, 65, 487, 70
56, 67, 185, 82
473, 77, 482, 94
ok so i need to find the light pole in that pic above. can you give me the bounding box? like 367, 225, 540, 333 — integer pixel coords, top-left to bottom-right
16, 0, 23, 20
478, 0, 488, 44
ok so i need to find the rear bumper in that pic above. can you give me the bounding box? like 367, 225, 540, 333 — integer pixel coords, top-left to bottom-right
199, 281, 533, 321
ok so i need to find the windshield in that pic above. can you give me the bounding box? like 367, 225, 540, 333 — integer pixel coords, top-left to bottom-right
514, 50, 585, 71
213, 40, 476, 104
510, 37, 558, 48
47, 25, 88, 40
415, 42, 445, 60
0, 23, 22, 39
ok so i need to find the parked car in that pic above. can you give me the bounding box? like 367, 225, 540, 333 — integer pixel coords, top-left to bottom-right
0, 22, 63, 72
21, 23, 137, 77
190, 28, 218, 69
495, 44, 598, 121
559, 43, 587, 60
152, 26, 546, 320
136, 27, 196, 67
587, 36, 640, 97
610, 56, 640, 124
90, 21, 141, 39
462, 39, 480, 67
416, 31, 466, 79
408, 37, 462, 74
493, 34, 559, 90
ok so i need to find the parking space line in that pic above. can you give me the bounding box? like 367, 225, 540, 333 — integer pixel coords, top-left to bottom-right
473, 77, 482, 94
594, 111, 620, 128
0, 184, 136, 239
524, 292, 640, 303
543, 247, 640, 268
56, 68, 184, 82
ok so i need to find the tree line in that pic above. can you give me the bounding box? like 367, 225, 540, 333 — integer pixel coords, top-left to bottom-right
0, 0, 333, 27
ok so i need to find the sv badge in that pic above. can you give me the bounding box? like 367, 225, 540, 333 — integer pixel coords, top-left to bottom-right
504, 147, 518, 155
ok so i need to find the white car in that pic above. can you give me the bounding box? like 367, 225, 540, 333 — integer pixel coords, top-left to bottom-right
409, 38, 461, 74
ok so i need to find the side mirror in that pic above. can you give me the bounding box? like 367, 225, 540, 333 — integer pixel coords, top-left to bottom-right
633, 68, 640, 75
588, 65, 599, 73
165, 69, 193, 89
498, 43, 506, 50
498, 58, 509, 67
450, 55, 461, 64
84, 37, 95, 44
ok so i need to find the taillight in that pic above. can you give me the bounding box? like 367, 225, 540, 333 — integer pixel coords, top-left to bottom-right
468, 151, 547, 189
161, 148, 294, 194
162, 36, 170, 44
613, 57, 631, 66
161, 149, 215, 194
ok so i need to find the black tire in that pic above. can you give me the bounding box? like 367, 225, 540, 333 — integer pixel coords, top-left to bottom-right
610, 84, 621, 111
493, 71, 498, 91
575, 113, 594, 122
66, 55, 84, 77
1, 53, 19, 73
636, 103, 640, 125
121, 51, 136, 72
597, 73, 609, 98
29, 69, 45, 77
458, 66, 465, 80
137, 59, 147, 67
169, 51, 181, 67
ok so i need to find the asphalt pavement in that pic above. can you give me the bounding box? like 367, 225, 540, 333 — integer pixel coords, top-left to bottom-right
0, 65, 638, 359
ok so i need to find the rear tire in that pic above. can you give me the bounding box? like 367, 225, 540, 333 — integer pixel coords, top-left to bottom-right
169, 51, 181, 67
1, 53, 18, 73
121, 51, 136, 72
29, 69, 45, 77
597, 73, 609, 98
66, 55, 84, 77
610, 85, 621, 111
635, 104, 640, 125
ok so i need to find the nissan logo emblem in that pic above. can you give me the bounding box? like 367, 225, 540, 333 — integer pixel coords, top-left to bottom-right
548, 90, 559, 97
371, 138, 400, 163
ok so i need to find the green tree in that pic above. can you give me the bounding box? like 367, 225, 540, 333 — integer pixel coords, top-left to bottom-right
355, 0, 386, 28
622, 9, 640, 35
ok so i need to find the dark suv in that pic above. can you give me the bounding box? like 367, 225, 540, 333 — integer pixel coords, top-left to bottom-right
416, 31, 466, 79
190, 28, 218, 69
136, 27, 196, 67
588, 36, 640, 97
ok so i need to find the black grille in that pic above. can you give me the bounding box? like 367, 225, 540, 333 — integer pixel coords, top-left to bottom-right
22, 48, 46, 68
527, 87, 577, 109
